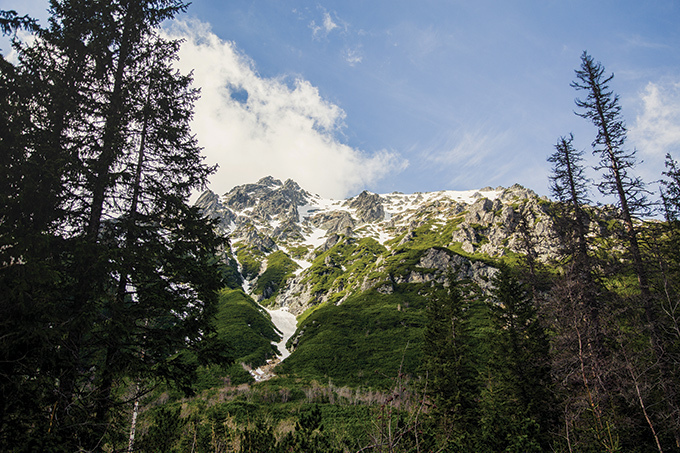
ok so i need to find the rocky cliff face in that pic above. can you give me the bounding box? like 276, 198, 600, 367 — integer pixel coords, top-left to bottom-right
197, 178, 564, 315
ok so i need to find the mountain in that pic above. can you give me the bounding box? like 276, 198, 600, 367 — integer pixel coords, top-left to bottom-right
196, 176, 565, 313
194, 176, 588, 385
174, 176, 679, 452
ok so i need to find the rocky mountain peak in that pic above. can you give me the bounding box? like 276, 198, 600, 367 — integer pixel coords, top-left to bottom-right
257, 176, 283, 187
347, 190, 385, 223
194, 189, 236, 230
196, 178, 571, 314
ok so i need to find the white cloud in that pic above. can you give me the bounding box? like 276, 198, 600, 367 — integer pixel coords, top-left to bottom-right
309, 9, 346, 41
323, 13, 338, 34
309, 21, 322, 38
163, 19, 405, 199
630, 81, 680, 159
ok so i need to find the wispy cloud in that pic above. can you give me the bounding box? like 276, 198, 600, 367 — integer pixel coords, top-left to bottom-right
624, 34, 671, 50
323, 12, 338, 33
343, 46, 363, 66
163, 19, 406, 198
419, 126, 517, 188
310, 10, 342, 40
423, 127, 510, 167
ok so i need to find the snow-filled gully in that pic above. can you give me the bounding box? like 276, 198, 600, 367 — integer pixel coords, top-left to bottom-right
248, 306, 298, 382
266, 307, 297, 361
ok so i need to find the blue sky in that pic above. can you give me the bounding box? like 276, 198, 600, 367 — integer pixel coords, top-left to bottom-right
2, 1, 680, 200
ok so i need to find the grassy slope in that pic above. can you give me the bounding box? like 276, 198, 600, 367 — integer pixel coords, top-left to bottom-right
253, 250, 300, 303
205, 289, 281, 384
277, 285, 430, 388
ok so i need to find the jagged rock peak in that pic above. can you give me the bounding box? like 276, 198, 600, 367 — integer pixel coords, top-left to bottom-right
499, 183, 537, 201
257, 176, 283, 187
282, 179, 302, 191
222, 177, 309, 212
195, 189, 220, 209
347, 190, 385, 223
195, 189, 236, 230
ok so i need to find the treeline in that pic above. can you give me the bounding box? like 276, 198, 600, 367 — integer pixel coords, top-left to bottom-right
422, 53, 680, 452
423, 52, 680, 452
1, 2, 232, 451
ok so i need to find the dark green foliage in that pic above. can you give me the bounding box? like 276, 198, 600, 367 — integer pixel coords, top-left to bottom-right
483, 268, 556, 451
140, 406, 186, 453
254, 250, 300, 301
422, 280, 478, 439
276, 405, 343, 453
0, 10, 39, 36
213, 289, 280, 368
240, 418, 277, 452
419, 271, 557, 451
220, 247, 245, 289
0, 1, 231, 450
279, 287, 427, 388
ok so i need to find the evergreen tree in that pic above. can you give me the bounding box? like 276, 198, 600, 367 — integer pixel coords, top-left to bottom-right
480, 268, 556, 452
0, 1, 230, 450
661, 153, 680, 227
548, 133, 592, 267
572, 51, 651, 300
422, 279, 478, 447
0, 10, 38, 37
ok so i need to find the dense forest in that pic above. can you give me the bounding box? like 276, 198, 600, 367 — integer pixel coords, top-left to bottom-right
2, 1, 680, 452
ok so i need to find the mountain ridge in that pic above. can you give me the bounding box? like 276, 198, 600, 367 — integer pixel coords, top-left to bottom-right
195, 176, 571, 318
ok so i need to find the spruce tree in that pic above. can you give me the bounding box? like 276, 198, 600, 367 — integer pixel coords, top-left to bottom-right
548, 133, 592, 266
0, 2, 230, 450
661, 154, 680, 226
422, 279, 478, 446
571, 51, 650, 299
480, 268, 555, 452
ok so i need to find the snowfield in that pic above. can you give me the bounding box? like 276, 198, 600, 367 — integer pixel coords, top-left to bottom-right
266, 307, 297, 360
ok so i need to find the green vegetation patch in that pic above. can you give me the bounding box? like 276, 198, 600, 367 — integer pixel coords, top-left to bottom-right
234, 245, 265, 280
278, 287, 429, 388
213, 289, 280, 368
253, 250, 300, 303
301, 236, 388, 301
287, 244, 312, 259
385, 217, 462, 250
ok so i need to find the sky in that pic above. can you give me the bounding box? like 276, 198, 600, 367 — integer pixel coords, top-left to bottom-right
2, 1, 680, 201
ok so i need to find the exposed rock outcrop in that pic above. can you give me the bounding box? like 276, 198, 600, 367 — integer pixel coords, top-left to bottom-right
308, 211, 355, 236
347, 190, 385, 223
196, 178, 578, 316
195, 190, 236, 230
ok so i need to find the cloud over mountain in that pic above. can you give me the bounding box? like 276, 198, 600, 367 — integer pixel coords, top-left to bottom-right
164, 20, 406, 199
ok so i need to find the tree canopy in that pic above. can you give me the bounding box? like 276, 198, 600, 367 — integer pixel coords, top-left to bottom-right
0, 1, 230, 450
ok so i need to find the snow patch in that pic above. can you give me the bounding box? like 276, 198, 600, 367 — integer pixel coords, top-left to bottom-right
266, 307, 298, 360
293, 258, 312, 274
